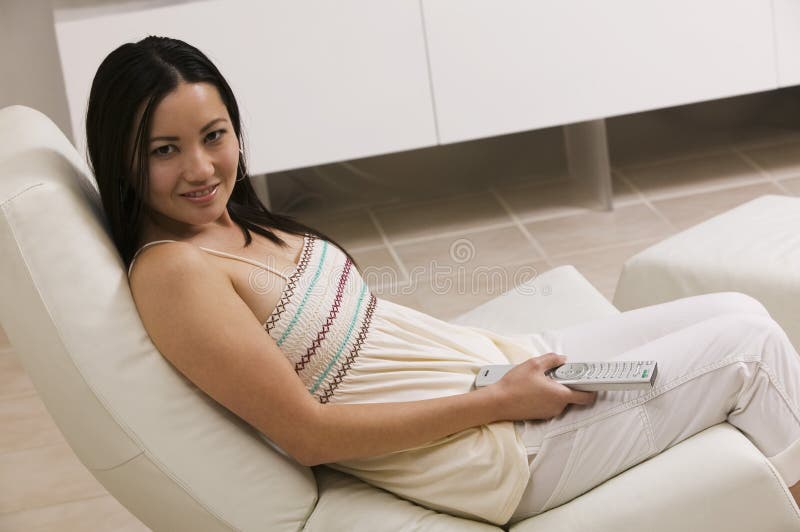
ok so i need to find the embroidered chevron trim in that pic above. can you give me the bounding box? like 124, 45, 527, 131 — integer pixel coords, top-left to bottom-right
318, 294, 378, 404
264, 234, 315, 333
295, 258, 353, 373
310, 283, 368, 394
277, 240, 329, 346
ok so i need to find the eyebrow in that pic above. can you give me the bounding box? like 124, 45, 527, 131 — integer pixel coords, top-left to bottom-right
149, 118, 227, 143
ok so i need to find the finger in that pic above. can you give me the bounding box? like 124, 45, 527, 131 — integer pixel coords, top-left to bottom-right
537, 352, 568, 370
568, 390, 597, 406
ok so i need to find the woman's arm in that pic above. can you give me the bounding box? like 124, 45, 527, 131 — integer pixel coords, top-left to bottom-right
130, 243, 594, 466
305, 352, 590, 465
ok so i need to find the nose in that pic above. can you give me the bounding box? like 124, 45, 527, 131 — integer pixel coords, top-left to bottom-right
183, 146, 214, 182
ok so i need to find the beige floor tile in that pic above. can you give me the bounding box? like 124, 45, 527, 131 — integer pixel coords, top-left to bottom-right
496, 174, 641, 219
779, 176, 800, 196
356, 126, 569, 192
608, 89, 800, 166
0, 442, 106, 513
651, 182, 787, 231
392, 226, 540, 282
350, 246, 405, 292
608, 113, 749, 169
610, 135, 728, 169
271, 127, 569, 214
611, 174, 640, 206
0, 350, 36, 401
388, 260, 550, 321
491, 171, 567, 191
490, 168, 569, 191
551, 240, 661, 301
485, 127, 569, 186
0, 394, 65, 454
493, 179, 595, 222
732, 130, 800, 151
290, 208, 383, 251
611, 124, 800, 169
608, 117, 723, 168
621, 150, 765, 200
740, 140, 800, 180
269, 163, 408, 214
524, 204, 674, 258
0, 495, 149, 532
379, 289, 428, 315
372, 192, 512, 243
0, 323, 9, 350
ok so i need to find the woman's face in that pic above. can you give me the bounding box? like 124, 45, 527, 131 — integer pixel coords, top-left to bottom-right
140, 81, 240, 236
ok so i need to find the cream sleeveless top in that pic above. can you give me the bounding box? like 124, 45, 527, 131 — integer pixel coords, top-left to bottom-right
128, 234, 533, 525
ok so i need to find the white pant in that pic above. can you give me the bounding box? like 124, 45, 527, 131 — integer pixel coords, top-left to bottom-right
510, 292, 800, 521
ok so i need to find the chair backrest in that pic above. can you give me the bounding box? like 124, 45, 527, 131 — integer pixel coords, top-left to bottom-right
0, 105, 317, 531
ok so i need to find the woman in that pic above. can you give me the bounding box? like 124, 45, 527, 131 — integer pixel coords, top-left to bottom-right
87, 36, 800, 525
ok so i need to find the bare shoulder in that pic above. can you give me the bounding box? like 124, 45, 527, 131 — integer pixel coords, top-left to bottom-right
128, 241, 234, 339
129, 241, 221, 296
125, 238, 318, 462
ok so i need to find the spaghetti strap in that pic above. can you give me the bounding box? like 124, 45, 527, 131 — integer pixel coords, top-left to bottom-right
194, 246, 291, 281
126, 236, 305, 281
127, 240, 178, 277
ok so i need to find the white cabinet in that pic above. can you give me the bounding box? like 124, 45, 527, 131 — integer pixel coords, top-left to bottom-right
422, 0, 777, 144
53, 0, 437, 174
774, 0, 800, 87
51, 0, 800, 176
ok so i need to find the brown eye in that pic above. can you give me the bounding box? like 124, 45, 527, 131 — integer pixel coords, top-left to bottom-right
205, 129, 225, 143
151, 145, 175, 157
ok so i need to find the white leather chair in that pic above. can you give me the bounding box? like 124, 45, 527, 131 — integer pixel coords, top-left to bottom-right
1, 105, 797, 531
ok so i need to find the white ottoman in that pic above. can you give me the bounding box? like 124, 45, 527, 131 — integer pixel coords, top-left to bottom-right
614, 194, 800, 349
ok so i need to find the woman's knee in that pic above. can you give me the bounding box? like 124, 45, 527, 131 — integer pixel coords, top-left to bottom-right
709, 311, 788, 349
692, 292, 770, 318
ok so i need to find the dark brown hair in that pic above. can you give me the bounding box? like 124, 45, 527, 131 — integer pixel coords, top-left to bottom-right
86, 36, 348, 267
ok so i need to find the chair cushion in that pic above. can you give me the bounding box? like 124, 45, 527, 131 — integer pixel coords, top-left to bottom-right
307, 466, 503, 531
452, 265, 619, 334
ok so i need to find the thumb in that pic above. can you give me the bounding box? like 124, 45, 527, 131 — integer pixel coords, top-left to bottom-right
537, 352, 568, 370
568, 390, 598, 406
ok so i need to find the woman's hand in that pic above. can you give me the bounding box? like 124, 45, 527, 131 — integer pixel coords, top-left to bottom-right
488, 353, 597, 421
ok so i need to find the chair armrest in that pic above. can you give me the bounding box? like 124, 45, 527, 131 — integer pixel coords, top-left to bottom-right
511, 424, 800, 532
305, 466, 502, 531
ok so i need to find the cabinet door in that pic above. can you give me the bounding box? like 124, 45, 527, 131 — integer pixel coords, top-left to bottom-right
54, 0, 437, 174
774, 0, 800, 87
423, 0, 777, 144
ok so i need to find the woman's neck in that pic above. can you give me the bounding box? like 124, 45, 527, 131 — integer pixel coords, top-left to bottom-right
138, 208, 240, 246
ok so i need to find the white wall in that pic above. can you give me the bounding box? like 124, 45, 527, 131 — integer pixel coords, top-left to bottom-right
0, 0, 73, 141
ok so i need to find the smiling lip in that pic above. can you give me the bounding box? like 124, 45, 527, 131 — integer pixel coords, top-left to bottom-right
180, 184, 219, 202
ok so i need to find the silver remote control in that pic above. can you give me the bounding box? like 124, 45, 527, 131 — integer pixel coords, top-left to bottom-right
474, 361, 658, 392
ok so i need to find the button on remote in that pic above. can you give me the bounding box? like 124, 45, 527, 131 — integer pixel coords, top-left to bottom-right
554, 363, 588, 379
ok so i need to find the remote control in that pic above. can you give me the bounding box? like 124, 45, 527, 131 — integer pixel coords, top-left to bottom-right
474, 361, 658, 392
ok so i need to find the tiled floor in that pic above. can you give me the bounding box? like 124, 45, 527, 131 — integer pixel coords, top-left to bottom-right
2, 92, 800, 530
